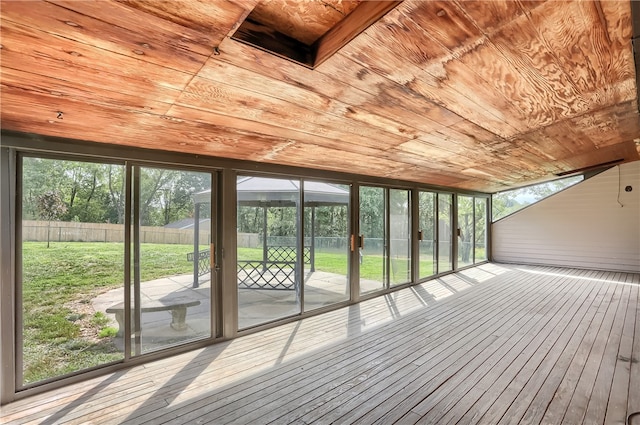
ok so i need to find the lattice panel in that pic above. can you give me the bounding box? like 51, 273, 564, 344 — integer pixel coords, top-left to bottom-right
237, 261, 297, 290
267, 246, 311, 264
187, 249, 210, 276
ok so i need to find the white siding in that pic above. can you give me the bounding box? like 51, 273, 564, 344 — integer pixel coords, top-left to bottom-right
492, 161, 640, 272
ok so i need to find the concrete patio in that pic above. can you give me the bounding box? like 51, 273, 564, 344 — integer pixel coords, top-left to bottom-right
93, 269, 366, 349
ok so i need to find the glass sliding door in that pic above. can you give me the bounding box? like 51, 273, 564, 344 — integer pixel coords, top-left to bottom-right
236, 176, 301, 329
303, 181, 350, 312
133, 166, 212, 355
456, 195, 489, 268
18, 157, 216, 385
389, 189, 411, 286
418, 191, 436, 279
475, 198, 488, 263
438, 193, 453, 273
19, 156, 125, 386
359, 186, 386, 294
457, 195, 474, 268
358, 186, 412, 293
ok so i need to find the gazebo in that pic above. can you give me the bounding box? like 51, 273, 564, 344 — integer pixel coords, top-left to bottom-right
189, 177, 350, 289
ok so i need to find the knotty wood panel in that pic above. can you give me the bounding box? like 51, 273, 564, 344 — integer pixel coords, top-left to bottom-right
204, 44, 463, 139
195, 59, 426, 141
115, 0, 245, 46
342, 29, 523, 139
0, 89, 297, 161
567, 101, 640, 149
0, 19, 189, 103
0, 0, 638, 193
176, 76, 407, 148
529, 1, 636, 105
2, 1, 212, 70
458, 1, 529, 36
0, 67, 171, 114
166, 105, 448, 182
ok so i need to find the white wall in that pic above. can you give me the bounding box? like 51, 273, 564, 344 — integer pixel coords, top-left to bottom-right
492, 161, 640, 272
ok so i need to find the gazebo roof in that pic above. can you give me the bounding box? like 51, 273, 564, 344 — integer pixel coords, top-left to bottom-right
193, 176, 349, 206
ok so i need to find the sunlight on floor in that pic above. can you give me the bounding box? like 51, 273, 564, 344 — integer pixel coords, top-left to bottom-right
516, 267, 639, 286
459, 263, 510, 282
88, 264, 512, 411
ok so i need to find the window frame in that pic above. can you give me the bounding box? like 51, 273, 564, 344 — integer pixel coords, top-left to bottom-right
0, 133, 491, 403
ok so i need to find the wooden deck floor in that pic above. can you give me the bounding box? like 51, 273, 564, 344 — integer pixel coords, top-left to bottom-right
1, 263, 639, 425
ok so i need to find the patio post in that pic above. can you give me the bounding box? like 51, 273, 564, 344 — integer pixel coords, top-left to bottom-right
193, 202, 200, 288
296, 197, 302, 293
262, 204, 268, 271
310, 206, 315, 272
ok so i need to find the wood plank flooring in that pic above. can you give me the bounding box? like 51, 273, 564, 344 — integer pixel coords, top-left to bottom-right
1, 263, 638, 425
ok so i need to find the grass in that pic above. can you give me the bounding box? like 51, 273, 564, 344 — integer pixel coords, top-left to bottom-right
238, 247, 435, 282
21, 241, 194, 384
22, 242, 436, 384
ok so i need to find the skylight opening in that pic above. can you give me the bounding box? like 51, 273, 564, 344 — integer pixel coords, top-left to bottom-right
231, 1, 402, 69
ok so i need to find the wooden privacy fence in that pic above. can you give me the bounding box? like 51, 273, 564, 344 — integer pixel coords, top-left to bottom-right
22, 220, 209, 245
24, 221, 357, 250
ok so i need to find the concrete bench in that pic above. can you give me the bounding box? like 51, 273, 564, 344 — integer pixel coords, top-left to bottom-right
106, 297, 201, 337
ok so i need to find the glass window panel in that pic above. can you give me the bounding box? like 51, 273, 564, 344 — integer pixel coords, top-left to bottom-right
20, 157, 125, 385
359, 186, 386, 294
418, 191, 436, 279
303, 181, 350, 312
475, 198, 488, 262
438, 193, 453, 273
389, 189, 411, 286
135, 167, 212, 354
492, 175, 583, 221
457, 195, 474, 268
237, 176, 301, 329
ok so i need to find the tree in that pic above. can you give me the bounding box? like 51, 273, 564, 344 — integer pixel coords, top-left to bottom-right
107, 164, 126, 224
359, 186, 384, 239
36, 191, 67, 247
22, 157, 66, 220
491, 176, 582, 221
137, 168, 211, 227
457, 196, 474, 263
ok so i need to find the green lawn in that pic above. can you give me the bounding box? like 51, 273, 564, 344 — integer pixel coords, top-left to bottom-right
21, 242, 194, 383
238, 247, 434, 282
22, 242, 435, 384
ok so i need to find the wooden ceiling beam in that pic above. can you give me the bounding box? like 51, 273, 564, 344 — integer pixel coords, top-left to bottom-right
313, 1, 402, 67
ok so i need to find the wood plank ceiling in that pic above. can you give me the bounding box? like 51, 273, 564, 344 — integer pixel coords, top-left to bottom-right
1, 0, 639, 192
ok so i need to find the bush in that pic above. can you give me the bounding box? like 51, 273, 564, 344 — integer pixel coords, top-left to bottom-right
98, 327, 118, 338
91, 311, 110, 328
